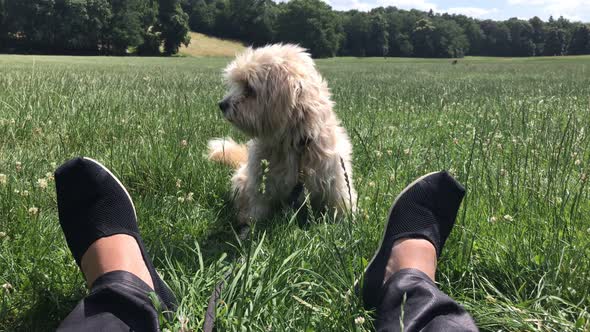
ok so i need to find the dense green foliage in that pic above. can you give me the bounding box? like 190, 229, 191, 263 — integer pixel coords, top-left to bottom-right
187, 0, 590, 58
0, 0, 189, 55
1, 55, 590, 331
2, 0, 589, 58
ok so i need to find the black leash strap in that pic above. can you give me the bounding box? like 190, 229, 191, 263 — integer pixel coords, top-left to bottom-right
203, 225, 249, 332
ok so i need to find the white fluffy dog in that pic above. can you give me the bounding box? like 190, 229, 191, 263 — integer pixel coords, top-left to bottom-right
208, 44, 357, 225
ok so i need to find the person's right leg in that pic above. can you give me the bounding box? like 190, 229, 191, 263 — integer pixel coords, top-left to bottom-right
55, 157, 177, 332
363, 171, 478, 332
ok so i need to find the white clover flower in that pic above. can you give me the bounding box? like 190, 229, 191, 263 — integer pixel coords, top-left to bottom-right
0, 174, 6, 185
354, 316, 365, 325
28, 207, 39, 215
37, 178, 48, 190
386, 149, 393, 156
403, 148, 411, 155
45, 172, 54, 181
21, 190, 29, 197
15, 162, 22, 172
488, 216, 497, 223
177, 196, 185, 203
0, 231, 6, 238
453, 138, 459, 145
574, 159, 581, 166
2, 283, 12, 292
375, 151, 383, 158
180, 139, 188, 147
503, 215, 513, 222
186, 192, 194, 202
368, 181, 375, 187
176, 179, 182, 188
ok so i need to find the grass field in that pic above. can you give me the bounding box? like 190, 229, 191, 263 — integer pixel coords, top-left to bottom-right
1, 54, 590, 331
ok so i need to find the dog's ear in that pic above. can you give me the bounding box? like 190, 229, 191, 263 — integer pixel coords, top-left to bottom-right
262, 64, 299, 108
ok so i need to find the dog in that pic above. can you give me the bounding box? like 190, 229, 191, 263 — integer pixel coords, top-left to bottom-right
208, 44, 357, 225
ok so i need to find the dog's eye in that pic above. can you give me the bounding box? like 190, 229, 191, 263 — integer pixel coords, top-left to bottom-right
244, 84, 255, 98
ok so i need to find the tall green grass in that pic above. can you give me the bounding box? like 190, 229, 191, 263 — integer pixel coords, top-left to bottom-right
0, 55, 589, 331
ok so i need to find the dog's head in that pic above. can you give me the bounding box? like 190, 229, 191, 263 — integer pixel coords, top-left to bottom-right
218, 44, 331, 140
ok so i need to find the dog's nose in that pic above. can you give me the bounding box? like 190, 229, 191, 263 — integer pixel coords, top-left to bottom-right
218, 100, 230, 112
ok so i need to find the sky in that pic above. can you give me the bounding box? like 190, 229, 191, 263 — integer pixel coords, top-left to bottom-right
280, 0, 590, 22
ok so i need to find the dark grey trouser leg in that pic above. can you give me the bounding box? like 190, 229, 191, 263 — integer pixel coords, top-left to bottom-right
376, 268, 478, 332
57, 270, 160, 332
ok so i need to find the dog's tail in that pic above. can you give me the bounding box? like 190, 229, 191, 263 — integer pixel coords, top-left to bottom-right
207, 138, 248, 169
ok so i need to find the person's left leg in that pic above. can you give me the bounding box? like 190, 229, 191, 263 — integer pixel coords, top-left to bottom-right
54, 157, 177, 332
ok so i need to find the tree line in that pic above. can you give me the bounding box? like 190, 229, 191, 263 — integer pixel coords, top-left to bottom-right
188, 0, 590, 58
0, 0, 190, 55
1, 0, 589, 58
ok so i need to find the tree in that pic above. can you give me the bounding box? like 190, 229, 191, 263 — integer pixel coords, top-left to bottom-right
158, 0, 190, 55
108, 0, 144, 54
0, 0, 6, 49
412, 18, 436, 57
567, 25, 590, 55
505, 18, 535, 56
480, 20, 512, 56
137, 0, 160, 55
53, 0, 91, 52
366, 12, 389, 56
86, 0, 112, 53
340, 11, 369, 56
228, 0, 276, 46
544, 27, 566, 56
383, 8, 415, 57
529, 16, 544, 55
188, 0, 215, 33
276, 0, 343, 58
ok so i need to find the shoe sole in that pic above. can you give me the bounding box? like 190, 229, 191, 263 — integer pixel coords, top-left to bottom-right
82, 157, 138, 220
353, 171, 440, 293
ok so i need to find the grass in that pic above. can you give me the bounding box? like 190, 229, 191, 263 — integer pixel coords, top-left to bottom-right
0, 54, 589, 331
179, 32, 245, 57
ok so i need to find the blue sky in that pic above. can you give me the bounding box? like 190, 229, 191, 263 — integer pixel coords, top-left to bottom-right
281, 0, 590, 22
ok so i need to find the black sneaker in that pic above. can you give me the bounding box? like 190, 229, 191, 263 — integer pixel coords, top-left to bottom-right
55, 157, 177, 312
362, 171, 466, 310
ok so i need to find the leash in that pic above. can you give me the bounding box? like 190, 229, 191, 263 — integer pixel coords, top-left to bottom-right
203, 225, 249, 332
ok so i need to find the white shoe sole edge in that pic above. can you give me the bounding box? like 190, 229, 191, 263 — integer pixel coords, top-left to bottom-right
83, 157, 138, 220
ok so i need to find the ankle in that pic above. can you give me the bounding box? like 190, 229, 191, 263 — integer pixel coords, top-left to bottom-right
81, 234, 154, 289
384, 238, 437, 284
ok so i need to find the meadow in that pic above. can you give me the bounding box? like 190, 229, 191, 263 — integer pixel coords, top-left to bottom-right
0, 54, 589, 331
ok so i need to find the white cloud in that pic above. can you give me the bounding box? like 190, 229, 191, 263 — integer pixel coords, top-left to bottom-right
507, 0, 590, 21
445, 7, 499, 18
324, 0, 439, 12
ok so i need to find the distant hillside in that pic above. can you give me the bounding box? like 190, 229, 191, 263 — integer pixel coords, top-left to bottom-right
179, 32, 246, 57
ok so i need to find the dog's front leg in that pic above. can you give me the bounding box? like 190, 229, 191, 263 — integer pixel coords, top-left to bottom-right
231, 164, 272, 225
